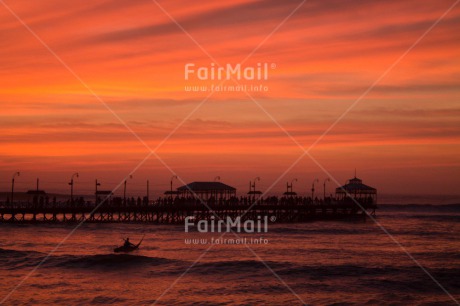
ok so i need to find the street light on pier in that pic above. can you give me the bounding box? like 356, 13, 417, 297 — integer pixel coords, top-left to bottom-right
170, 175, 178, 199
69, 172, 79, 206
253, 177, 260, 192
249, 177, 261, 201
323, 178, 331, 200
311, 178, 319, 199
146, 180, 150, 204
291, 178, 298, 192
95, 179, 101, 205
124, 175, 133, 205
286, 178, 297, 195
11, 172, 20, 205
214, 176, 221, 182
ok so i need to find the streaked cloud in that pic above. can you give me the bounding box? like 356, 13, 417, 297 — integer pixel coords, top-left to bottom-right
0, 0, 459, 194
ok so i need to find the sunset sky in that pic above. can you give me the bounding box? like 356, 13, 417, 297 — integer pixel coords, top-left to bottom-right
0, 0, 459, 197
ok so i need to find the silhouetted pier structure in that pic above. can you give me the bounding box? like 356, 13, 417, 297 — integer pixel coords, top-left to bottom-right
0, 197, 376, 224
0, 177, 377, 223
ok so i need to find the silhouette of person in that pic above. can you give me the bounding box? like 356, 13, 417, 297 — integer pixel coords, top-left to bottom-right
124, 238, 135, 248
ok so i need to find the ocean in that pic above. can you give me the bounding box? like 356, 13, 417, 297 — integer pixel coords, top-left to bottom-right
0, 204, 459, 305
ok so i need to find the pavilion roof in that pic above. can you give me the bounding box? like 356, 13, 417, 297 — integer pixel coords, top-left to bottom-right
177, 181, 236, 192
336, 177, 376, 194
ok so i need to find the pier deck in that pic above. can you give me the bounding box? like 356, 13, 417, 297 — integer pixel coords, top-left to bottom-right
0, 197, 376, 223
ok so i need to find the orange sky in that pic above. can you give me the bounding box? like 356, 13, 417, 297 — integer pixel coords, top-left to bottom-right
0, 0, 459, 197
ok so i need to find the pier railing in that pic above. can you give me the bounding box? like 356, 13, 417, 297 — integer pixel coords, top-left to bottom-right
0, 196, 377, 223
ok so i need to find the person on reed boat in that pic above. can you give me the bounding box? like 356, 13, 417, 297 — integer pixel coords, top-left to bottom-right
123, 238, 135, 248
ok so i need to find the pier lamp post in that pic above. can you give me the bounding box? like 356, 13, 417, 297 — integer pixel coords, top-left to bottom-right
253, 177, 260, 192
11, 172, 20, 205
69, 173, 79, 206
323, 178, 330, 200
251, 177, 260, 201
123, 175, 133, 206
146, 180, 150, 204
311, 178, 319, 199
95, 179, 101, 205
214, 176, 221, 182
170, 175, 178, 199
291, 178, 297, 193
286, 178, 297, 195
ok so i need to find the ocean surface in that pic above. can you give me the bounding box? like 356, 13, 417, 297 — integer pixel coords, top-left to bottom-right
0, 204, 459, 305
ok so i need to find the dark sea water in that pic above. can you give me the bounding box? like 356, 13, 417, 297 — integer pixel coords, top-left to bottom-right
0, 205, 459, 305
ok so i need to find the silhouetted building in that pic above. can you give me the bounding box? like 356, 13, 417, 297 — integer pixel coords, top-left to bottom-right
335, 176, 377, 204
177, 181, 236, 200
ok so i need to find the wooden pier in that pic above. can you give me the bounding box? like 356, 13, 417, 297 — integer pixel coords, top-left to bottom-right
0, 197, 376, 224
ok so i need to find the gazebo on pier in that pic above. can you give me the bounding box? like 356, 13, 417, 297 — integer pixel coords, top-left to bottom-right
177, 181, 236, 200
335, 176, 377, 205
